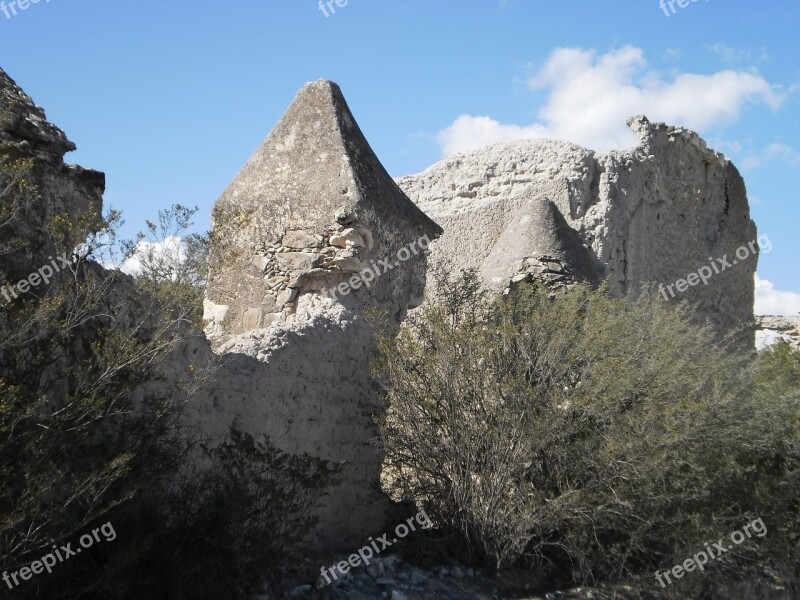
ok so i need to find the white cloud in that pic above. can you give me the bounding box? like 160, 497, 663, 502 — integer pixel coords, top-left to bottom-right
755, 274, 800, 316
741, 142, 800, 170
120, 236, 185, 277
437, 116, 550, 156
437, 46, 786, 157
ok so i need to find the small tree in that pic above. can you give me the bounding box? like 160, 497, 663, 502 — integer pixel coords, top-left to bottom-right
0, 155, 210, 597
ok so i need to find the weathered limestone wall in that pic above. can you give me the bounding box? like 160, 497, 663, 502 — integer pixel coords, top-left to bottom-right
202, 80, 442, 547
398, 116, 757, 345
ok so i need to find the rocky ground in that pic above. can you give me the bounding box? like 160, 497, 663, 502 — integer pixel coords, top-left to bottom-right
266, 553, 663, 600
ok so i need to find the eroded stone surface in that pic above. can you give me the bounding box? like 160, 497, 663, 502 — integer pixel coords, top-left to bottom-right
203, 80, 442, 547
0, 67, 105, 279
206, 80, 442, 344
0, 67, 75, 156
399, 116, 757, 347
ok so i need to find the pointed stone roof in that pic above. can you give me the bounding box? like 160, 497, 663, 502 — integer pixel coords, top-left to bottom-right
213, 79, 440, 242
206, 80, 442, 339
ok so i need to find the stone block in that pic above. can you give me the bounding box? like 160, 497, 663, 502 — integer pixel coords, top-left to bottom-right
283, 230, 324, 249
276, 252, 322, 271
242, 307, 261, 330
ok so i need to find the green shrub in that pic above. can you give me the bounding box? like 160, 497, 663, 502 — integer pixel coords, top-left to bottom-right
376, 270, 800, 592
96, 429, 341, 600
1, 155, 339, 598
118, 204, 210, 329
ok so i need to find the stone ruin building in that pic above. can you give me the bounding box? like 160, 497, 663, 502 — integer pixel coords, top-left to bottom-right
0, 68, 770, 549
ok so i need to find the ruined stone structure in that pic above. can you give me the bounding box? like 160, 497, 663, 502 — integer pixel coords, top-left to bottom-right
201, 80, 442, 546
204, 80, 441, 343
1, 66, 766, 552
399, 117, 758, 346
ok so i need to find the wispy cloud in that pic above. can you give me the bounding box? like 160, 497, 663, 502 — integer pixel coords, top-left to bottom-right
742, 142, 800, 170
708, 43, 769, 65
437, 46, 787, 156
755, 274, 800, 316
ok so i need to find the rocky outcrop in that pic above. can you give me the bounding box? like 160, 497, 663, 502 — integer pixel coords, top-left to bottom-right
0, 67, 104, 279
399, 117, 757, 346
0, 68, 75, 157
756, 315, 800, 349
205, 80, 441, 343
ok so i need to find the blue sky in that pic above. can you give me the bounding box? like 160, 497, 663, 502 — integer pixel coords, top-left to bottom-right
1, 0, 798, 313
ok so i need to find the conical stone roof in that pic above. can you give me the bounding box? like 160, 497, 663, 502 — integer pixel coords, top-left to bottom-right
212, 79, 439, 243
206, 80, 442, 340
480, 198, 603, 287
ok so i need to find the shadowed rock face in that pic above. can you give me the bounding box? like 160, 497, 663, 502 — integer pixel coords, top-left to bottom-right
202, 80, 442, 547
399, 116, 758, 348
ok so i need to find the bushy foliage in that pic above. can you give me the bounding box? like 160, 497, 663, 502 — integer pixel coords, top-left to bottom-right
91, 429, 341, 600
0, 155, 338, 599
0, 160, 189, 593
376, 269, 800, 593
115, 204, 210, 328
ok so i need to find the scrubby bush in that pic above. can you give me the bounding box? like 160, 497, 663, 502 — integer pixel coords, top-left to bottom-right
99, 429, 341, 600
118, 204, 210, 329
376, 269, 800, 593
1, 154, 339, 599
